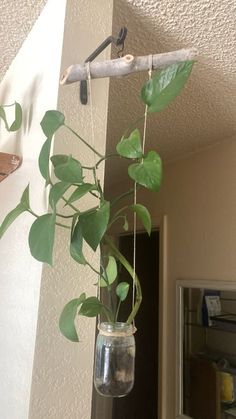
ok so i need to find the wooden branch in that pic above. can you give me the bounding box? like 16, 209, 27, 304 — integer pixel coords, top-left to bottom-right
60, 48, 197, 85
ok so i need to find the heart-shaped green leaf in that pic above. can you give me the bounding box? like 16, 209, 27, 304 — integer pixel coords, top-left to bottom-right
66, 183, 96, 206
49, 182, 71, 207
40, 110, 65, 138
53, 155, 83, 183
141, 60, 194, 113
9, 102, 23, 131
116, 282, 130, 302
116, 129, 143, 159
59, 293, 86, 342
130, 204, 152, 235
80, 201, 110, 251
70, 220, 86, 265
128, 151, 162, 191
39, 137, 52, 184
0, 102, 22, 132
79, 297, 103, 317
28, 213, 56, 265
99, 256, 117, 287
0, 184, 30, 238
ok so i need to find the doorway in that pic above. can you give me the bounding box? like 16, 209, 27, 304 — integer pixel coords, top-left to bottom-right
91, 230, 159, 419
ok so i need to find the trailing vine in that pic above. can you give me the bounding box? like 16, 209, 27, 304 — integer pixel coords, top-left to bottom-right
0, 61, 195, 341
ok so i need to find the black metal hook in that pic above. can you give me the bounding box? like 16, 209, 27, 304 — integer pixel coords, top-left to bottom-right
80, 27, 127, 105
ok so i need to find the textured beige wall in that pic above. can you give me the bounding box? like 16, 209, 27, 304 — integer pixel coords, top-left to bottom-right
144, 138, 236, 418
0, 1, 67, 419
106, 137, 236, 418
29, 1, 113, 418
0, 0, 47, 81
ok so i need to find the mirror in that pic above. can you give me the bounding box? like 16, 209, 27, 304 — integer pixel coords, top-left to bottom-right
176, 280, 236, 419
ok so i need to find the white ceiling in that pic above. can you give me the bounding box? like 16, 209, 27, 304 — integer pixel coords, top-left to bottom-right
0, 0, 47, 81
105, 0, 236, 186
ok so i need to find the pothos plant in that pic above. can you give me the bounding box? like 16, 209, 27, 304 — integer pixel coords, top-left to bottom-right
0, 61, 194, 342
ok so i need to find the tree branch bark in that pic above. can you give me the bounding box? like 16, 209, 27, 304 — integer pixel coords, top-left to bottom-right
60, 48, 198, 85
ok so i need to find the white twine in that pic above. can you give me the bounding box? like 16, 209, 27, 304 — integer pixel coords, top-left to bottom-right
98, 325, 137, 337
86, 60, 153, 328
86, 62, 97, 167
86, 62, 101, 325
132, 61, 152, 328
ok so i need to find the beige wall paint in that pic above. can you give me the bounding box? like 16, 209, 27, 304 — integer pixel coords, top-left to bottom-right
159, 139, 236, 419
0, 1, 67, 419
29, 1, 113, 419
0, 0, 47, 82
106, 137, 236, 418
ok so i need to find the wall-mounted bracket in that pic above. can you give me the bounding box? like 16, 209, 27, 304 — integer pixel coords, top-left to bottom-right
80, 27, 127, 105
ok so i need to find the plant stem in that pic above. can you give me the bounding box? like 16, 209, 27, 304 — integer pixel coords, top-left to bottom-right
48, 178, 79, 212
82, 154, 120, 172
56, 222, 71, 229
86, 261, 106, 283
81, 165, 94, 170
56, 213, 75, 219
108, 215, 126, 230
95, 153, 119, 169
104, 235, 142, 325
28, 209, 38, 218
102, 305, 114, 323
27, 210, 70, 230
110, 188, 134, 208
61, 196, 78, 212
100, 258, 115, 322
115, 299, 122, 322
89, 191, 99, 199
65, 124, 104, 158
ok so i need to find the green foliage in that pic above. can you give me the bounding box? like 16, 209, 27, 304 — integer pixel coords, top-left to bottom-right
49, 181, 71, 207
66, 183, 96, 206
141, 60, 194, 113
40, 110, 65, 137
59, 293, 86, 342
70, 219, 86, 265
79, 297, 103, 317
0, 60, 195, 341
0, 185, 30, 238
52, 155, 83, 183
116, 282, 130, 302
99, 256, 117, 287
38, 138, 52, 184
0, 102, 22, 132
116, 129, 143, 159
123, 217, 129, 231
130, 204, 152, 235
128, 151, 162, 191
79, 201, 110, 251
28, 213, 56, 265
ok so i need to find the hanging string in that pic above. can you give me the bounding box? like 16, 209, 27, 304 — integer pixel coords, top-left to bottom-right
86, 62, 101, 325
132, 56, 153, 329
86, 62, 97, 167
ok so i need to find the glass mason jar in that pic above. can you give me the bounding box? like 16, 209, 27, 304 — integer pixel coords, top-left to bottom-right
94, 322, 136, 397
